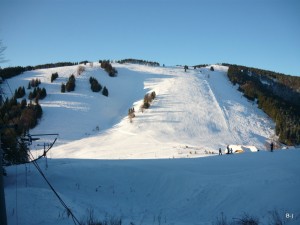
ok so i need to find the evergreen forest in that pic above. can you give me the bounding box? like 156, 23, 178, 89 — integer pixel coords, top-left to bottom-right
117, 58, 160, 67
224, 64, 300, 145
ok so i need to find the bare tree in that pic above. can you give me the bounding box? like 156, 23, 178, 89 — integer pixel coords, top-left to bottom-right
0, 40, 8, 64
77, 65, 85, 76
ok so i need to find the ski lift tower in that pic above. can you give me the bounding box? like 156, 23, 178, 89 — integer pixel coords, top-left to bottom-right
0, 131, 7, 225
1, 125, 16, 225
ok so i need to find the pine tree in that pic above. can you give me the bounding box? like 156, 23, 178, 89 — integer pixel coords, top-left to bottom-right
22, 86, 26, 96
40, 88, 47, 99
102, 86, 109, 97
51, 72, 59, 82
89, 77, 102, 92
66, 75, 76, 92
61, 83, 66, 93
20, 99, 27, 109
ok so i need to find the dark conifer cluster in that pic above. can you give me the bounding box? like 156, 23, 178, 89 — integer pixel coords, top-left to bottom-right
0, 62, 77, 80
61, 75, 76, 93
0, 97, 43, 164
193, 64, 209, 69
65, 74, 76, 92
79, 60, 89, 65
1, 78, 47, 163
0, 66, 26, 80
30, 62, 78, 70
226, 64, 300, 145
51, 72, 59, 82
28, 87, 47, 101
89, 76, 109, 96
28, 78, 41, 89
117, 58, 160, 67
99, 60, 118, 77
89, 77, 102, 92
14, 86, 26, 99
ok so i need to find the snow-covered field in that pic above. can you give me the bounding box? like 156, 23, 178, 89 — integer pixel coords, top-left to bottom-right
4, 150, 300, 225
3, 63, 300, 224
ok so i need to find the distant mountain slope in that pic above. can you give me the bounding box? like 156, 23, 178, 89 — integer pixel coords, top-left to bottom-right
36, 64, 275, 159
2, 63, 275, 159
224, 64, 300, 145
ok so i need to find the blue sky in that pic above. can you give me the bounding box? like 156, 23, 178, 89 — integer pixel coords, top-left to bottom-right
0, 0, 299, 76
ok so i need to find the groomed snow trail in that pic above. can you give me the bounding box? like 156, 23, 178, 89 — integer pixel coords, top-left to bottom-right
48, 64, 274, 159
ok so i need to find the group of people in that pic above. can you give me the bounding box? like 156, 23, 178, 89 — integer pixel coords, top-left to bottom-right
219, 145, 233, 155
218, 142, 275, 155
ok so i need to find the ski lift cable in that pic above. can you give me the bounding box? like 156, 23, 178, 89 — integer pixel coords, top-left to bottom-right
25, 134, 58, 163
27, 150, 81, 225
0, 83, 81, 225
1, 119, 81, 225
4, 79, 14, 98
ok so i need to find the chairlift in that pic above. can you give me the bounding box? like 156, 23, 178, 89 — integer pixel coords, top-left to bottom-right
21, 133, 59, 163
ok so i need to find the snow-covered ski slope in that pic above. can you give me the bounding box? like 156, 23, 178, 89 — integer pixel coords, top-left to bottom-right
4, 63, 274, 159
5, 150, 300, 225
4, 63, 300, 225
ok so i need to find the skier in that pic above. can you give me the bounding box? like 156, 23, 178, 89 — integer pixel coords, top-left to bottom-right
219, 148, 222, 155
270, 142, 274, 152
226, 145, 230, 154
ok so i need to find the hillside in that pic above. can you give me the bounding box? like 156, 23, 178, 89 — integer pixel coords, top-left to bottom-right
2, 63, 275, 159
3, 63, 300, 225
224, 64, 300, 145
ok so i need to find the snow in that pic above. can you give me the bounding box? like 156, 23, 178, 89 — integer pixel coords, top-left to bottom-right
3, 63, 299, 224
4, 150, 300, 225
224, 145, 258, 154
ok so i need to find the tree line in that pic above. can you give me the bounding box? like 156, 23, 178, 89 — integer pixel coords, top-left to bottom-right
225, 64, 300, 145
99, 60, 118, 77
193, 64, 210, 69
1, 77, 48, 164
1, 96, 43, 164
0, 62, 78, 80
117, 58, 160, 67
